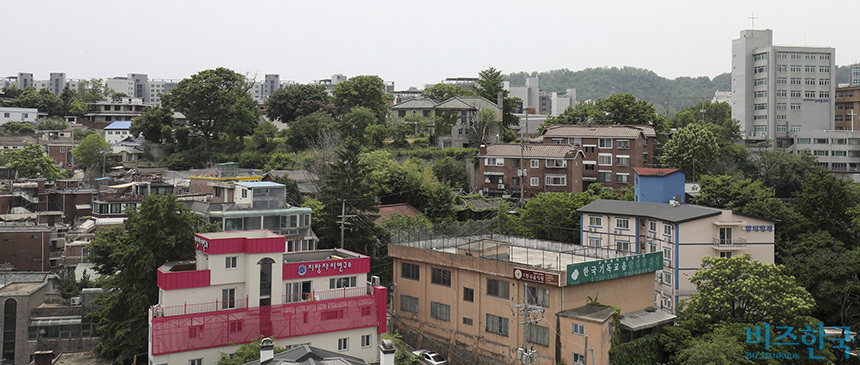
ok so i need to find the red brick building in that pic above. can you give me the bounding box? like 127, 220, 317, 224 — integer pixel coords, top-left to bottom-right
47, 143, 77, 168
477, 144, 585, 198
0, 225, 52, 271
540, 125, 657, 190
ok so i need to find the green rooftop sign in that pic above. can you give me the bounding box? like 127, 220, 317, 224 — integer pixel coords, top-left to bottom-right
566, 252, 663, 286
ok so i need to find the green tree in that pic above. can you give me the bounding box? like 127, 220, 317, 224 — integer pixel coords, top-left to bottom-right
592, 93, 662, 125
216, 337, 287, 365
72, 133, 112, 174
751, 149, 819, 199
266, 83, 332, 123
679, 254, 815, 329
252, 120, 279, 152
286, 110, 337, 151
0, 121, 36, 135
364, 123, 389, 148
87, 195, 220, 363
792, 169, 860, 244
475, 67, 519, 128
674, 326, 749, 365
331, 75, 394, 122
76, 78, 111, 103
35, 116, 69, 130
469, 108, 499, 146
131, 106, 177, 143
162, 67, 259, 152
73, 128, 96, 141
421, 83, 477, 102
3, 143, 63, 180
338, 106, 377, 144
662, 122, 718, 181
432, 157, 468, 190
15, 87, 65, 116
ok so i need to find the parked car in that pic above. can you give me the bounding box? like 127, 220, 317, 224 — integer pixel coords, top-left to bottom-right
412, 350, 447, 365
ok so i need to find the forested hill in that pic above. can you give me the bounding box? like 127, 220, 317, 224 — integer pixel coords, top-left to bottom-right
507, 65, 854, 116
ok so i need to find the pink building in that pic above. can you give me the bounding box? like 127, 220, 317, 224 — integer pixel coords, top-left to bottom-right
148, 230, 387, 365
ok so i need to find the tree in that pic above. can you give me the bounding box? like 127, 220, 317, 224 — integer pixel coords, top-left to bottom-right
35, 116, 69, 130
0, 121, 36, 135
73, 128, 96, 141
73, 134, 112, 174
592, 93, 663, 125
216, 337, 287, 365
252, 120, 279, 152
338, 106, 377, 145
15, 87, 65, 117
792, 169, 860, 244
679, 254, 815, 328
432, 157, 468, 190
469, 108, 499, 145
76, 78, 111, 103
421, 83, 477, 102
162, 67, 259, 152
751, 149, 819, 199
332, 75, 394, 122
3, 143, 63, 180
266, 83, 332, 123
475, 67, 519, 128
87, 195, 220, 363
131, 106, 177, 143
364, 123, 389, 147
286, 110, 337, 151
662, 122, 718, 181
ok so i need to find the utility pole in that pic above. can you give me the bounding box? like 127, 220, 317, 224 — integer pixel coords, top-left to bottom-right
511, 284, 544, 365
336, 199, 356, 249
518, 110, 529, 207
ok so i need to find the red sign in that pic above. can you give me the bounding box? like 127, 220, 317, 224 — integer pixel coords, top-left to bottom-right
513, 268, 561, 287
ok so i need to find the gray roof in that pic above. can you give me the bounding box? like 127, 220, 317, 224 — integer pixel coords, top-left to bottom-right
557, 305, 616, 322
578, 200, 723, 223
389, 98, 438, 109
242, 345, 366, 365
480, 143, 580, 158
619, 308, 676, 331
542, 124, 657, 138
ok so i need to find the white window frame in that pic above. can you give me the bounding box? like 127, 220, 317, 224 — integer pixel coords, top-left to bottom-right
617, 173, 630, 183
616, 139, 630, 149
545, 175, 567, 186
598, 138, 612, 148
598, 153, 613, 166
545, 159, 567, 168
485, 158, 504, 167
572, 323, 585, 335
530, 159, 539, 168
225, 256, 238, 269
361, 334, 372, 348
588, 216, 602, 227
616, 155, 629, 166
530, 177, 539, 186
615, 218, 629, 230
338, 337, 349, 351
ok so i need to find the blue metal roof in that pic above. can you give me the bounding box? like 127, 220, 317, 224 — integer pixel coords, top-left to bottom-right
104, 121, 132, 130
235, 181, 285, 188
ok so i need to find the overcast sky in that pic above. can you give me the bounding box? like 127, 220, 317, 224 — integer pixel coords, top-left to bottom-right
5, 0, 859, 90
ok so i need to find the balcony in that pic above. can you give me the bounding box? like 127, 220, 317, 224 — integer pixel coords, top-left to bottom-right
97, 191, 146, 202
713, 237, 747, 249
149, 286, 387, 356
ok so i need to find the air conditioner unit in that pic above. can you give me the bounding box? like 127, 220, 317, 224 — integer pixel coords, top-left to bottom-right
588, 227, 597, 232
497, 184, 505, 189
70, 296, 81, 306
370, 276, 380, 286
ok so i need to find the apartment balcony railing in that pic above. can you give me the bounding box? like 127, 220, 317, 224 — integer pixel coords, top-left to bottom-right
713, 237, 747, 249
96, 192, 146, 202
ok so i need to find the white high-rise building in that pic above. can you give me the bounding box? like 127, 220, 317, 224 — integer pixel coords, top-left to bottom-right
731, 29, 835, 147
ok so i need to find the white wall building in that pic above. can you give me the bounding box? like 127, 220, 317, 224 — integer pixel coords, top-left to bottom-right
731, 29, 835, 147
0, 107, 39, 125
105, 77, 135, 97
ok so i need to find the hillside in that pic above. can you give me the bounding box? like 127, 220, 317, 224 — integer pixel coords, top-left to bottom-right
507, 65, 854, 116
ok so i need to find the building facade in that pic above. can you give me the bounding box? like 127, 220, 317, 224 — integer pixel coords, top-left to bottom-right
835, 85, 860, 131
731, 29, 835, 146
148, 231, 387, 365
476, 143, 585, 197
577, 199, 776, 313
84, 98, 146, 128
0, 107, 38, 126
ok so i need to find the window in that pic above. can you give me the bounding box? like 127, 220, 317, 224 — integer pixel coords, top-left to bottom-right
753, 90, 767, 98
805, 54, 816, 60
820, 54, 831, 60
791, 65, 802, 72
225, 256, 237, 269
241, 189, 248, 199
805, 65, 816, 73
616, 155, 629, 166
525, 286, 549, 307
486, 314, 509, 336
286, 281, 312, 303
589, 216, 602, 227
790, 90, 801, 97
616, 140, 630, 149
572, 323, 585, 335
430, 301, 451, 321
776, 65, 787, 72
805, 78, 817, 85
720, 251, 733, 259
754, 103, 767, 110
584, 146, 595, 153
813, 150, 828, 156
401, 295, 419, 313
753, 53, 768, 61
814, 138, 828, 144
754, 65, 767, 74
329, 276, 357, 289
664, 271, 673, 285
431, 268, 451, 287
776, 90, 787, 97
834, 138, 847, 145
776, 125, 787, 132
463, 317, 474, 325
230, 320, 243, 333
662, 297, 672, 309
617, 173, 630, 183
338, 338, 348, 351
754, 78, 767, 86
777, 115, 787, 120
820, 66, 830, 73
573, 353, 585, 364
569, 137, 582, 146
361, 334, 372, 348
790, 78, 801, 85
584, 161, 595, 170
819, 78, 830, 86
598, 153, 612, 166
598, 138, 612, 148
791, 103, 801, 110
598, 171, 612, 182
546, 159, 566, 168
649, 221, 657, 232
545, 175, 566, 186
485, 158, 503, 166
664, 224, 673, 236
512, 159, 520, 168
587, 238, 601, 247
463, 287, 474, 302
530, 160, 539, 168
820, 91, 830, 98
401, 262, 419, 281
616, 218, 629, 229
321, 309, 344, 321
776, 103, 786, 110
530, 177, 539, 186
486, 278, 510, 299
616, 240, 630, 251
805, 91, 816, 98
526, 324, 550, 346
777, 52, 788, 59
190, 359, 203, 365
776, 77, 787, 85
222, 288, 236, 309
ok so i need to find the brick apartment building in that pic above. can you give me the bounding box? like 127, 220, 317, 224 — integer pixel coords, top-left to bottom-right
835, 85, 860, 131
476, 144, 585, 198
540, 125, 657, 190
0, 225, 52, 271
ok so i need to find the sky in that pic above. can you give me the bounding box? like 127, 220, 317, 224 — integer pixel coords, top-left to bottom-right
4, 0, 860, 90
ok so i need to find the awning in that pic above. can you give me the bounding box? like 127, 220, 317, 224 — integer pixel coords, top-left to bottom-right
108, 182, 137, 189
29, 316, 81, 327
619, 308, 676, 332
75, 204, 92, 210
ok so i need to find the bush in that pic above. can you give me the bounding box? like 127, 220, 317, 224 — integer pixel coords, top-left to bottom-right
161, 150, 207, 170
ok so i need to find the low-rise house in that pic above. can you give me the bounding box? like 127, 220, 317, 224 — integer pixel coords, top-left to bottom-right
476, 143, 585, 197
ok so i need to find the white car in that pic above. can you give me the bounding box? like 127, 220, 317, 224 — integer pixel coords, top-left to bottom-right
412, 349, 447, 365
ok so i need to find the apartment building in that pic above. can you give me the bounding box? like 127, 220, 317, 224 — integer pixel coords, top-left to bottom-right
835, 85, 860, 131
785, 131, 860, 179
577, 198, 775, 314
389, 231, 668, 365
91, 175, 174, 218
541, 124, 657, 190
83, 98, 146, 128
148, 231, 387, 365
731, 29, 835, 146
389, 97, 503, 148
147, 79, 180, 106
0, 107, 38, 125
476, 143, 585, 197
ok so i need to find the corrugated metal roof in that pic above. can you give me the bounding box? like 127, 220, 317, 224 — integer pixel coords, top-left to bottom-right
104, 121, 132, 130
578, 199, 722, 223
543, 124, 656, 138
235, 181, 285, 188
556, 305, 616, 322
619, 308, 676, 331
481, 143, 577, 158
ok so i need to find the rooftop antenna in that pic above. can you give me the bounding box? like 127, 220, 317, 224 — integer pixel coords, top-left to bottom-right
748, 12, 758, 29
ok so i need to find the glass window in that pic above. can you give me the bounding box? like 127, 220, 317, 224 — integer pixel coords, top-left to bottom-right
572, 323, 585, 335
598, 138, 612, 148
486, 314, 509, 336
463, 287, 474, 302
222, 288, 236, 309
589, 216, 602, 227
400, 295, 419, 313
615, 218, 629, 229
526, 324, 550, 346
430, 301, 451, 322
338, 337, 348, 351
225, 256, 237, 269
487, 278, 509, 299
401, 262, 419, 280
361, 334, 371, 348
525, 286, 549, 307
431, 268, 451, 287
329, 276, 357, 289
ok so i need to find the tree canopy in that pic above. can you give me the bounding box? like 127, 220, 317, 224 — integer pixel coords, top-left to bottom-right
72, 133, 112, 174
3, 143, 63, 181
421, 83, 477, 102
266, 83, 332, 123
131, 106, 177, 143
332, 75, 393, 122
475, 67, 519, 128
661, 122, 719, 181
162, 67, 259, 152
